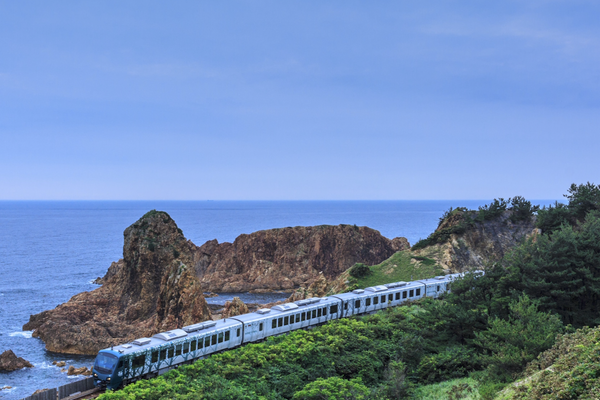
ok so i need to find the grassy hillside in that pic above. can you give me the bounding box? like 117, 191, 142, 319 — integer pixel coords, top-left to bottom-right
349, 250, 444, 289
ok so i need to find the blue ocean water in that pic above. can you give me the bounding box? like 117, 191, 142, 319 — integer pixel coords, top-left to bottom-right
0, 200, 549, 398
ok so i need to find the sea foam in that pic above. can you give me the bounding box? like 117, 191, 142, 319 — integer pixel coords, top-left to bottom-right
9, 331, 33, 338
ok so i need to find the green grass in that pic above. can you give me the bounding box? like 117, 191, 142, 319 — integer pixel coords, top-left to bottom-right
350, 250, 444, 289
412, 377, 481, 400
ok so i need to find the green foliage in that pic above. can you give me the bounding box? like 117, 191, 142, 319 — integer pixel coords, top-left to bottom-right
508, 196, 539, 223
564, 181, 600, 219
411, 256, 436, 266
412, 378, 481, 400
535, 201, 572, 234
348, 263, 372, 279
476, 198, 509, 222
498, 326, 600, 399
418, 346, 482, 384
292, 377, 369, 400
473, 295, 563, 379
349, 251, 443, 289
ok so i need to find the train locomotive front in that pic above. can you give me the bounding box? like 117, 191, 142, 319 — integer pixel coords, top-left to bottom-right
93, 350, 124, 390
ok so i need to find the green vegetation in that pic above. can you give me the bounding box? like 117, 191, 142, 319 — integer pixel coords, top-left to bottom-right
348, 251, 444, 289
412, 197, 539, 250
348, 263, 372, 279
412, 378, 481, 400
98, 183, 600, 399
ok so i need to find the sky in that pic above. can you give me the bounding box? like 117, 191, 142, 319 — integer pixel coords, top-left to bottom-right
0, 1, 598, 200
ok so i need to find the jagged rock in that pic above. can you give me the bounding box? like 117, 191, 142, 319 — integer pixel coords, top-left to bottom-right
67, 366, 90, 376
222, 297, 250, 318
391, 237, 410, 252
32, 389, 49, 395
196, 225, 405, 292
52, 361, 66, 367
24, 211, 212, 355
0, 350, 33, 372
414, 210, 537, 272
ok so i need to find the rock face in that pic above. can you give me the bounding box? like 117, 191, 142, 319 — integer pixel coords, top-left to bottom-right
414, 210, 537, 272
23, 211, 212, 355
196, 225, 405, 292
0, 350, 33, 372
222, 297, 250, 318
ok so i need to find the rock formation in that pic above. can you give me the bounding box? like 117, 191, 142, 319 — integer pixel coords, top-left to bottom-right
24, 211, 407, 355
222, 297, 250, 318
0, 350, 33, 372
413, 210, 537, 272
24, 211, 212, 355
67, 366, 93, 376
195, 224, 406, 292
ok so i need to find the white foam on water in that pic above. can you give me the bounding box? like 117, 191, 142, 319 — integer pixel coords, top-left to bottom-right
8, 331, 33, 338
33, 362, 55, 369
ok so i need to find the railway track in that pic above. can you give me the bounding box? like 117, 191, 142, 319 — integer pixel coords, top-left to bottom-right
61, 388, 103, 400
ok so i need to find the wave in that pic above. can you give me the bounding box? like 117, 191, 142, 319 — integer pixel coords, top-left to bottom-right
8, 331, 33, 338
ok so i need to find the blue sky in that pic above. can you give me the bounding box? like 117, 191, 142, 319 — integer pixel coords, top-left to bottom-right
1, 1, 598, 200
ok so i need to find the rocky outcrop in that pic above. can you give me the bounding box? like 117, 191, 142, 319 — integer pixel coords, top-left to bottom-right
195, 225, 405, 292
0, 350, 33, 372
25, 211, 407, 355
222, 297, 250, 318
414, 210, 537, 272
24, 211, 212, 355
67, 366, 93, 376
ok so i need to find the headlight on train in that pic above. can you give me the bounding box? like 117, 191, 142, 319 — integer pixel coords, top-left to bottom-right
107, 377, 111, 381
94, 373, 98, 377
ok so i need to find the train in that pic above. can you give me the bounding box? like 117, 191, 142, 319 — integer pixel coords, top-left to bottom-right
92, 271, 483, 389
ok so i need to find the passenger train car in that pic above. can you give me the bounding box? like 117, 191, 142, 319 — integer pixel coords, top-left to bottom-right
93, 271, 483, 389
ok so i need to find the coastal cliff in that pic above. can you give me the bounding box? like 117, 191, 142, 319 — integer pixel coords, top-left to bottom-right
24, 211, 407, 355
24, 211, 212, 355
412, 209, 537, 272
195, 225, 408, 292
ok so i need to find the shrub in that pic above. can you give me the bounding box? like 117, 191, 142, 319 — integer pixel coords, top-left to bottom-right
349, 263, 372, 279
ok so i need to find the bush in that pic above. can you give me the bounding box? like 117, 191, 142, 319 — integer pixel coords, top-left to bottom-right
349, 263, 372, 279
292, 377, 369, 400
417, 346, 481, 383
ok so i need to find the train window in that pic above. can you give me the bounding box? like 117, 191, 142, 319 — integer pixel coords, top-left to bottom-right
416, 288, 421, 296
132, 354, 145, 369
159, 349, 167, 360
218, 333, 224, 343
272, 320, 277, 329
296, 314, 301, 323
344, 302, 348, 310
403, 291, 407, 299
237, 328, 241, 336
388, 294, 393, 302
355, 299, 360, 308
395, 292, 400, 300
212, 334, 217, 345
151, 351, 159, 363
278, 317, 283, 327
381, 295, 386, 303
301, 312, 306, 321
175, 344, 182, 356
259, 323, 263, 331
409, 290, 414, 297
437, 285, 440, 292
118, 360, 123, 368
225, 331, 230, 341
183, 342, 189, 354
317, 308, 322, 318
191, 340, 197, 351
312, 310, 316, 319
374, 296, 379, 305
330, 304, 338, 314
284, 316, 289, 326
205, 337, 211, 347
199, 338, 204, 349
167, 348, 173, 358
323, 307, 327, 315
366, 298, 371, 306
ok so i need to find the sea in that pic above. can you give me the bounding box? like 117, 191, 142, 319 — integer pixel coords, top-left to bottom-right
0, 200, 552, 399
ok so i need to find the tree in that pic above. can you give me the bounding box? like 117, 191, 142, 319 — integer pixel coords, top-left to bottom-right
473, 295, 563, 378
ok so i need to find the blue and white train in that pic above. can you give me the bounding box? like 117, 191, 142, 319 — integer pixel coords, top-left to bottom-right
93, 271, 482, 389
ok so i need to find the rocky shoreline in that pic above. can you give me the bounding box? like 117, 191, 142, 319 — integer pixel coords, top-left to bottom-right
23, 210, 408, 355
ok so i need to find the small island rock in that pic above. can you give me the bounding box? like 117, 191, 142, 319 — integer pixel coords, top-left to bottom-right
0, 350, 33, 372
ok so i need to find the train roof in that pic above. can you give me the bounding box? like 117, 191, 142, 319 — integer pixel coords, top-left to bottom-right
101, 318, 242, 356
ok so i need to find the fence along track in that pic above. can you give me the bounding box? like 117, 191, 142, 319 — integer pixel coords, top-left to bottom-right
20, 377, 101, 400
